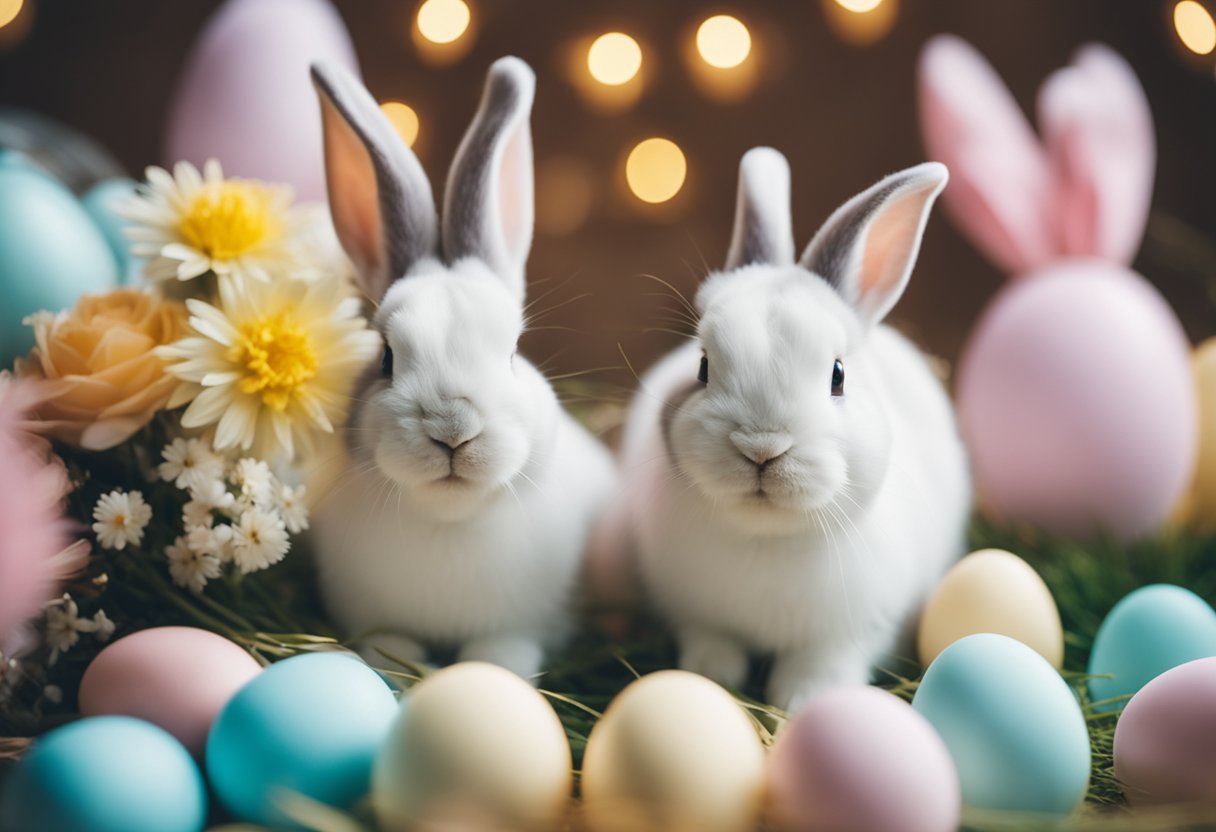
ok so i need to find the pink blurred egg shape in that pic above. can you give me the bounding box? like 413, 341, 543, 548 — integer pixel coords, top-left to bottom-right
956, 260, 1196, 541
1114, 656, 1216, 806
79, 626, 262, 757
767, 686, 960, 832
164, 0, 359, 202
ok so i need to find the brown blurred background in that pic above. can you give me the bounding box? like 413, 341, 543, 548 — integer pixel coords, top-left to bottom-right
1, 0, 1214, 396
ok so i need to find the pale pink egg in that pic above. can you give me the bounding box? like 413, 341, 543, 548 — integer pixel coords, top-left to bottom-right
957, 260, 1196, 541
1114, 656, 1216, 806
767, 686, 959, 832
164, 0, 359, 201
79, 626, 262, 757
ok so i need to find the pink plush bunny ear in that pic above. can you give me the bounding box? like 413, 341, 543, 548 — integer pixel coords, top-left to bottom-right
1037, 44, 1155, 266
917, 35, 1055, 274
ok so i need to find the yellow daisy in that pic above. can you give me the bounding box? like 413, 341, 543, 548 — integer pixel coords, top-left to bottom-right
157, 272, 380, 461
118, 159, 320, 287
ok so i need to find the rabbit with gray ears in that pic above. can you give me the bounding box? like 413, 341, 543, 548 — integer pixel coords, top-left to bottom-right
612, 148, 970, 711
310, 57, 617, 680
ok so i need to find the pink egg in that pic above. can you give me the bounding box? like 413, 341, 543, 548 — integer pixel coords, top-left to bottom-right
957, 260, 1196, 541
164, 0, 359, 201
1114, 656, 1216, 805
79, 626, 262, 757
767, 686, 959, 832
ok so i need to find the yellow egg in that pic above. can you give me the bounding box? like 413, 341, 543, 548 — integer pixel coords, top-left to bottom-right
918, 549, 1063, 668
580, 670, 765, 832
1177, 338, 1216, 532
372, 662, 571, 830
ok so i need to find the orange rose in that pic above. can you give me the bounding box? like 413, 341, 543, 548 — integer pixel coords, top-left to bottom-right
18, 289, 190, 450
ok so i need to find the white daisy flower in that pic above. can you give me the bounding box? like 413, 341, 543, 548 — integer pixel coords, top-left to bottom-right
165, 536, 222, 594
116, 159, 312, 287
187, 477, 237, 516
91, 490, 153, 551
277, 484, 309, 534
158, 437, 225, 490
183, 500, 214, 529
91, 610, 116, 643
43, 685, 63, 705
232, 458, 275, 507
230, 508, 290, 575
44, 594, 96, 665
186, 522, 233, 558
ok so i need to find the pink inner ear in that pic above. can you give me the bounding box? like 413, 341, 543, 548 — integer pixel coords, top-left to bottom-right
858, 187, 932, 315
320, 96, 384, 283
497, 124, 528, 266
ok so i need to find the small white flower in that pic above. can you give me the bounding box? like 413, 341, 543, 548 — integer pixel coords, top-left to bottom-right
44, 594, 96, 665
277, 484, 309, 534
91, 610, 115, 643
159, 437, 225, 490
92, 490, 153, 550
43, 684, 63, 705
166, 536, 222, 594
231, 458, 275, 507
182, 500, 214, 529
187, 477, 237, 518
230, 508, 290, 574
186, 523, 233, 559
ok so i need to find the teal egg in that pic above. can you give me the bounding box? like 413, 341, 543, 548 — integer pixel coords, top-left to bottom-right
82, 178, 141, 285
1088, 584, 1216, 713
206, 652, 398, 826
0, 716, 206, 832
912, 633, 1090, 815
0, 151, 119, 364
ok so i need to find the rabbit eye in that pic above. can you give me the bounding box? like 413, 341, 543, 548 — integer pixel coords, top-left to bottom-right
831, 359, 845, 396
697, 354, 709, 385
380, 344, 393, 378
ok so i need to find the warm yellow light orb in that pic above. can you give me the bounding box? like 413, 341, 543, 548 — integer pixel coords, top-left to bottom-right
696, 15, 751, 69
835, 0, 884, 12
626, 138, 687, 204
416, 0, 470, 45
0, 0, 23, 29
380, 102, 420, 147
587, 32, 643, 86
1175, 0, 1216, 55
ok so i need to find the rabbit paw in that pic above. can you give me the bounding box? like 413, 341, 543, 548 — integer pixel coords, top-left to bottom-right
678, 629, 748, 690
767, 649, 871, 713
459, 634, 545, 682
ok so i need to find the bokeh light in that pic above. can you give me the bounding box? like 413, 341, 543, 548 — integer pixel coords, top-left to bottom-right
835, 0, 884, 11
0, 0, 23, 29
380, 102, 419, 147
821, 0, 898, 45
587, 32, 642, 86
695, 15, 751, 69
1175, 0, 1216, 55
626, 138, 687, 204
416, 0, 470, 45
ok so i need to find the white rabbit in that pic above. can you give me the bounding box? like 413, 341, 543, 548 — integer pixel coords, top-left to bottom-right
309, 57, 617, 680
614, 148, 970, 711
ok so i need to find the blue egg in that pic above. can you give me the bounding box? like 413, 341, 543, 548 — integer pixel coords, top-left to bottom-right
81, 178, 142, 285
206, 651, 398, 826
0, 716, 206, 832
1088, 584, 1216, 713
912, 633, 1090, 815
0, 151, 119, 364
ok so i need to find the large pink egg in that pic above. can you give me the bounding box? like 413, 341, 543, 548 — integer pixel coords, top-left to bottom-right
80, 626, 262, 757
1114, 656, 1216, 805
957, 260, 1196, 540
164, 0, 358, 201
767, 686, 959, 832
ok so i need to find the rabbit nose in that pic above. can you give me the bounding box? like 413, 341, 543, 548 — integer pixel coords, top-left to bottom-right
428, 431, 478, 455
730, 431, 793, 467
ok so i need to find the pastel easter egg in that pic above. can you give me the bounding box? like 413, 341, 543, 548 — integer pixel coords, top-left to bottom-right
0, 716, 206, 832
207, 651, 397, 826
957, 261, 1196, 541
912, 633, 1090, 814
580, 670, 766, 832
81, 178, 141, 284
1088, 584, 1216, 713
767, 686, 959, 832
164, 0, 358, 202
918, 549, 1063, 668
1177, 338, 1216, 532
0, 151, 119, 363
79, 626, 262, 757
1114, 657, 1216, 805
373, 662, 571, 831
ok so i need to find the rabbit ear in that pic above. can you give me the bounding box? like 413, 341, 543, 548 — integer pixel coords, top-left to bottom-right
311, 61, 438, 301
800, 163, 948, 327
725, 147, 795, 270
1038, 44, 1154, 266
917, 35, 1055, 274
442, 57, 535, 302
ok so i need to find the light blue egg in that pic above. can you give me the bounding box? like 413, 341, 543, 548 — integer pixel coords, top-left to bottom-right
0, 151, 119, 364
206, 651, 398, 827
912, 633, 1090, 815
82, 178, 142, 285
1088, 584, 1216, 714
0, 716, 206, 832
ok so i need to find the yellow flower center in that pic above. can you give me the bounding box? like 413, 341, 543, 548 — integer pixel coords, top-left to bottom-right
228, 313, 318, 412
179, 182, 278, 260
